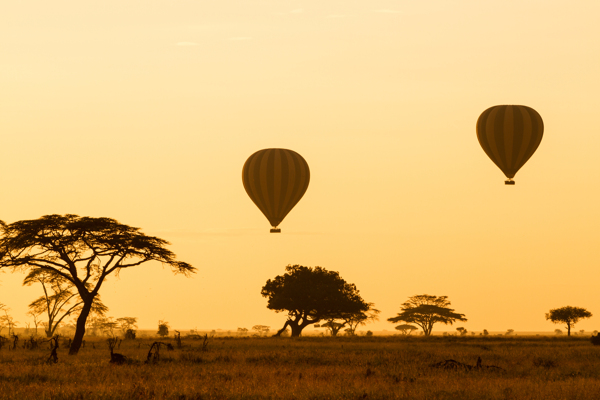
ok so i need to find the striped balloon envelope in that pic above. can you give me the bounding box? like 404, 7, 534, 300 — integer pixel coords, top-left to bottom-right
242, 148, 310, 233
476, 105, 544, 185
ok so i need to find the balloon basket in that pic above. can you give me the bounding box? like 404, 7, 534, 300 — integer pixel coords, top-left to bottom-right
270, 228, 281, 233
505, 180, 515, 185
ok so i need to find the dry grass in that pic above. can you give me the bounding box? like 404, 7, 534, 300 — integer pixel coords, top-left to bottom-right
1, 335, 600, 399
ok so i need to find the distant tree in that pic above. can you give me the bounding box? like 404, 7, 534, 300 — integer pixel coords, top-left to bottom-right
395, 324, 418, 336
387, 295, 467, 336
546, 306, 592, 337
99, 317, 119, 337
261, 265, 369, 337
85, 315, 107, 336
0, 304, 13, 335
0, 214, 195, 354
116, 317, 138, 339
316, 303, 380, 337
27, 310, 42, 336
343, 303, 380, 336
251, 325, 270, 336
24, 269, 108, 337
237, 327, 249, 336
319, 320, 346, 337
554, 329, 563, 335
483, 329, 489, 336
505, 329, 514, 336
0, 306, 18, 336
456, 327, 467, 336
0, 303, 6, 335
157, 320, 170, 337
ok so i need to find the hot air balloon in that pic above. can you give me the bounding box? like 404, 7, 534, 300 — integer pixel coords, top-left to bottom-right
242, 148, 310, 233
476, 105, 544, 185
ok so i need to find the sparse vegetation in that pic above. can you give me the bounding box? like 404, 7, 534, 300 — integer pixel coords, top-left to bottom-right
0, 335, 599, 399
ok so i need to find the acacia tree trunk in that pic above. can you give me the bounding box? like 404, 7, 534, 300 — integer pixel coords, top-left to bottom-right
290, 322, 304, 337
567, 323, 571, 337
274, 317, 315, 337
274, 320, 290, 337
69, 301, 92, 355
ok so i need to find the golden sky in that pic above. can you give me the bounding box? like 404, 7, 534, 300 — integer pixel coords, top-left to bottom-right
1, 0, 599, 334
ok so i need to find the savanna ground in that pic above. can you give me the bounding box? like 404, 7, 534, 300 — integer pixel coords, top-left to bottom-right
1, 335, 600, 399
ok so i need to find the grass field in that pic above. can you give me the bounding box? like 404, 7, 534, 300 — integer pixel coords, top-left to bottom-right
1, 335, 600, 399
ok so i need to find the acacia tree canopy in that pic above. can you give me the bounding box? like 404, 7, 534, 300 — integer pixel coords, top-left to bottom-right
546, 306, 592, 336
395, 324, 418, 335
387, 294, 467, 336
0, 214, 195, 354
261, 265, 369, 337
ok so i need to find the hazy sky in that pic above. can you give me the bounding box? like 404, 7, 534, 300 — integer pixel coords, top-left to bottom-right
1, 1, 599, 334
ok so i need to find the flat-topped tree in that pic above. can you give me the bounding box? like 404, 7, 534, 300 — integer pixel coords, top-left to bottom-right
261, 265, 369, 337
0, 214, 195, 354
388, 294, 467, 336
546, 306, 592, 337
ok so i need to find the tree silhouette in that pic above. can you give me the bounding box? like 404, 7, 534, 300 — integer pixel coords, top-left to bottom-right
0, 304, 18, 336
0, 214, 194, 354
157, 320, 170, 337
24, 269, 107, 337
546, 306, 592, 336
395, 324, 418, 336
261, 265, 369, 337
319, 320, 346, 337
117, 317, 138, 339
387, 295, 467, 336
343, 303, 380, 336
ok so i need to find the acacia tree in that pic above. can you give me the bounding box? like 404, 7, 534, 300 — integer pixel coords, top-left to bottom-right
24, 269, 108, 337
343, 303, 380, 336
0, 304, 17, 336
251, 325, 270, 336
0, 214, 195, 354
546, 306, 592, 336
261, 265, 369, 337
27, 310, 42, 336
318, 320, 346, 337
387, 294, 467, 336
395, 324, 418, 336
